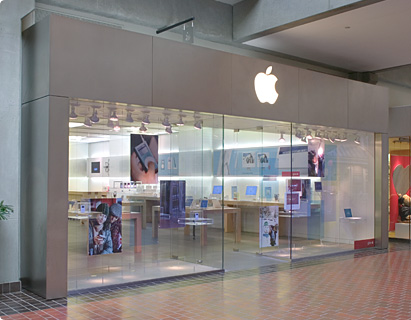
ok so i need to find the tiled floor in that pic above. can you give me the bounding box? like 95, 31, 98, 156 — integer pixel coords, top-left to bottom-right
1, 241, 411, 319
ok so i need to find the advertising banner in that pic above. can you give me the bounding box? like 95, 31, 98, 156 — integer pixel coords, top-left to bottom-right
88, 199, 122, 255
259, 206, 279, 248
130, 134, 159, 184
160, 180, 186, 228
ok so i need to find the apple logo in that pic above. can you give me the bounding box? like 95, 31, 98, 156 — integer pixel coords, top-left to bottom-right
254, 66, 279, 104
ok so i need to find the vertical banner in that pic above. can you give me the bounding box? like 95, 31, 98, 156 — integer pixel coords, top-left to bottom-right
88, 199, 122, 255
259, 206, 279, 248
160, 180, 186, 228
390, 155, 411, 231
130, 134, 159, 184
308, 140, 325, 177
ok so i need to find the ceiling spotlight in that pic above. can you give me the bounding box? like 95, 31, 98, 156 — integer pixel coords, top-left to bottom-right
301, 136, 307, 143
162, 116, 171, 127
107, 119, 114, 128
139, 122, 147, 132
113, 123, 121, 132
354, 136, 361, 144
279, 133, 285, 142
142, 114, 150, 125
194, 120, 202, 130
176, 115, 184, 126
314, 131, 322, 139
165, 125, 173, 134
84, 117, 92, 127
89, 108, 99, 123
125, 111, 134, 123
340, 133, 347, 142
329, 135, 335, 143
306, 130, 313, 140
69, 106, 78, 119
110, 110, 118, 121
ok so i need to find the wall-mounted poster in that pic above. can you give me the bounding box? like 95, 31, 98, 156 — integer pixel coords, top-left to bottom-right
160, 180, 186, 228
264, 187, 272, 201
259, 206, 279, 248
130, 134, 158, 184
88, 199, 122, 255
242, 152, 256, 168
308, 140, 325, 177
257, 153, 269, 168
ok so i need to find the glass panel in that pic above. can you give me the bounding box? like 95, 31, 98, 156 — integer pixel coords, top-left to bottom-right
290, 124, 375, 259
221, 116, 292, 268
389, 137, 411, 240
68, 99, 223, 290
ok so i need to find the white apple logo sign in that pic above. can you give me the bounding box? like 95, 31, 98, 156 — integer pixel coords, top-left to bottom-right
254, 66, 279, 104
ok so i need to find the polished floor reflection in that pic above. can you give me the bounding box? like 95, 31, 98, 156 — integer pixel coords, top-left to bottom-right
2, 241, 411, 319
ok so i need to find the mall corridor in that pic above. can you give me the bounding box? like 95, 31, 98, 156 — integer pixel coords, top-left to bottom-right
0, 242, 410, 320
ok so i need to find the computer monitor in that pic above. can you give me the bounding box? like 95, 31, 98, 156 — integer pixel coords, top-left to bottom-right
284, 192, 301, 211
200, 199, 208, 208
245, 186, 258, 196
344, 208, 352, 218
212, 185, 223, 195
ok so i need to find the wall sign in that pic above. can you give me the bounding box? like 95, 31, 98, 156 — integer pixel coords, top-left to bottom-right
254, 66, 279, 105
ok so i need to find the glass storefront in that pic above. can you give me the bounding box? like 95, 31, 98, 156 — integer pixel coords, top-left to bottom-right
68, 98, 375, 290
389, 137, 411, 240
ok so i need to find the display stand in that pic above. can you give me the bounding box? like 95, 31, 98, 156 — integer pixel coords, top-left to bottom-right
338, 217, 366, 244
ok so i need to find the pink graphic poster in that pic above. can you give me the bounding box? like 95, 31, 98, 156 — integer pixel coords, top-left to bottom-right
390, 155, 411, 231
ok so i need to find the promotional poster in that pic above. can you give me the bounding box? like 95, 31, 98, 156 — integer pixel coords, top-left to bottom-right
130, 134, 159, 184
160, 180, 186, 228
88, 199, 122, 255
259, 206, 279, 248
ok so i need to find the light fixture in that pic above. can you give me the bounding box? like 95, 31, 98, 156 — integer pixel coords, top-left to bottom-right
110, 110, 118, 121
354, 136, 361, 144
89, 107, 100, 123
83, 117, 92, 127
279, 133, 285, 142
176, 115, 184, 126
301, 136, 307, 143
162, 116, 171, 127
113, 123, 121, 132
107, 119, 114, 128
340, 133, 347, 142
194, 120, 202, 130
125, 111, 134, 123
329, 136, 335, 143
314, 131, 322, 139
69, 106, 78, 119
139, 122, 147, 132
165, 125, 173, 134
142, 113, 150, 125
306, 130, 313, 140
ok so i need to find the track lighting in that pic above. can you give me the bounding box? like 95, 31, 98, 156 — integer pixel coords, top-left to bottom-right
194, 120, 202, 130
176, 115, 184, 126
306, 130, 313, 140
340, 134, 347, 142
165, 125, 173, 134
125, 111, 134, 123
83, 117, 92, 127
69, 106, 78, 119
110, 110, 118, 121
113, 123, 121, 132
142, 114, 150, 125
301, 136, 307, 143
354, 136, 360, 144
89, 108, 99, 123
279, 133, 285, 142
162, 116, 171, 127
139, 122, 147, 132
314, 131, 322, 140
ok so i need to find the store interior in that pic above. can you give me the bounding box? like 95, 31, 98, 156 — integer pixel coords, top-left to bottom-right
68, 98, 375, 291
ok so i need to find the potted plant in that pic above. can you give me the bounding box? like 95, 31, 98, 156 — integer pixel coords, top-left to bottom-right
0, 200, 13, 220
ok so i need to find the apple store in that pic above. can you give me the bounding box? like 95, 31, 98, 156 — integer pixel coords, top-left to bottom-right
21, 15, 387, 298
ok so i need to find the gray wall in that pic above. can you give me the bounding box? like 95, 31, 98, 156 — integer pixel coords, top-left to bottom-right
0, 0, 34, 285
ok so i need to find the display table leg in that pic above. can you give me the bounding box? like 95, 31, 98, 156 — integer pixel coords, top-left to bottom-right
235, 209, 241, 243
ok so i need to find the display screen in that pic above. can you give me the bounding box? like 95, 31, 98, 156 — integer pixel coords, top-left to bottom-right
246, 186, 257, 196
200, 200, 208, 208
185, 198, 194, 207
213, 185, 223, 194
91, 161, 100, 173
315, 181, 322, 191
344, 208, 353, 218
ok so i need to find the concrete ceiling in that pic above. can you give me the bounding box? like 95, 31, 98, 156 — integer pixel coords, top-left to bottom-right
216, 0, 243, 5
243, 0, 411, 72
